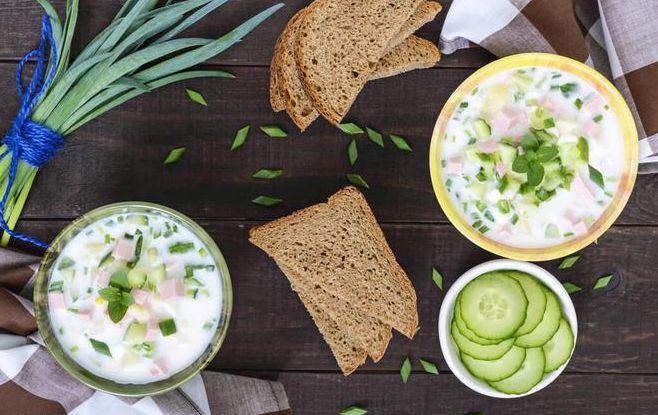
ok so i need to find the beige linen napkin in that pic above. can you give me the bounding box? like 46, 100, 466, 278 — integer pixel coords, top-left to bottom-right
0, 248, 292, 415
440, 0, 658, 173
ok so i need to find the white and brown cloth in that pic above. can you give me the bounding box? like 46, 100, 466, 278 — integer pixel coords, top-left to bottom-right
440, 0, 658, 173
0, 248, 292, 415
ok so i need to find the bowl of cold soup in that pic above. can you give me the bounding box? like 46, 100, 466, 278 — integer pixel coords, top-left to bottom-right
429, 53, 638, 261
34, 202, 232, 396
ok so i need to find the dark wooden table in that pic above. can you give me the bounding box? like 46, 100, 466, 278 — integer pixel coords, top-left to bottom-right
2, 1, 658, 414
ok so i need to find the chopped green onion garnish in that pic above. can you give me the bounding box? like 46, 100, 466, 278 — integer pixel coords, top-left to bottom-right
511, 214, 519, 225
419, 358, 439, 375
366, 127, 384, 147
475, 201, 486, 213
198, 248, 208, 258
574, 98, 583, 109
478, 225, 490, 233
483, 210, 495, 222
163, 147, 186, 165
389, 134, 412, 152
57, 257, 75, 271
48, 281, 64, 293
169, 242, 195, 254
559, 82, 577, 97
231, 126, 250, 150
90, 339, 112, 357
593, 114, 603, 122
496, 199, 510, 214
459, 102, 469, 109
185, 88, 208, 106
588, 164, 605, 189
432, 268, 443, 290
558, 256, 580, 269
159, 319, 177, 336
400, 356, 412, 383
252, 196, 283, 206
348, 139, 358, 165
202, 321, 214, 330
346, 174, 369, 189
562, 282, 582, 294
260, 125, 287, 138
338, 123, 364, 134
253, 169, 283, 180
594, 274, 613, 290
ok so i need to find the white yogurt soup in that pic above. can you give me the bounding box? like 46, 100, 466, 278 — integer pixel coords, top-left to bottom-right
440, 66, 624, 248
47, 212, 223, 384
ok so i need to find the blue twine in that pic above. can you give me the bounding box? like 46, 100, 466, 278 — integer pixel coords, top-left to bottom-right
0, 15, 63, 248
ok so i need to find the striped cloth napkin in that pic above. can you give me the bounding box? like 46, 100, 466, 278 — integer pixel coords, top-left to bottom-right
440, 0, 658, 173
0, 248, 292, 415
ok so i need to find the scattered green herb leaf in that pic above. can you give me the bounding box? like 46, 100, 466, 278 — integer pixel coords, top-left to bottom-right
400, 356, 412, 383
562, 282, 582, 294
253, 169, 283, 180
594, 275, 613, 289
338, 123, 364, 135
252, 196, 283, 206
390, 134, 412, 152
419, 358, 439, 375
109, 269, 130, 291
340, 406, 367, 415
260, 125, 287, 138
108, 301, 128, 323
231, 126, 250, 150
346, 174, 369, 189
163, 147, 186, 165
99, 287, 122, 302
90, 338, 112, 357
185, 88, 208, 106
558, 256, 580, 269
366, 127, 384, 147
432, 268, 443, 290
348, 139, 358, 165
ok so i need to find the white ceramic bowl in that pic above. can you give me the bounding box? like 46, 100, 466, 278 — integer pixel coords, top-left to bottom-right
438, 259, 577, 398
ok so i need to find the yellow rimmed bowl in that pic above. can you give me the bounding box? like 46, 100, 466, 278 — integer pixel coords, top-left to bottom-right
34, 202, 233, 396
429, 53, 638, 261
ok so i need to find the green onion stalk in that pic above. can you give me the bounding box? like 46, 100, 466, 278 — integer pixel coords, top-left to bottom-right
0, 0, 283, 247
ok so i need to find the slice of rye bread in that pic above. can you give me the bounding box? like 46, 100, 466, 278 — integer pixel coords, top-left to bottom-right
295, 0, 424, 125
280, 262, 392, 362
249, 186, 419, 338
369, 36, 441, 81
272, 3, 441, 130
287, 269, 368, 375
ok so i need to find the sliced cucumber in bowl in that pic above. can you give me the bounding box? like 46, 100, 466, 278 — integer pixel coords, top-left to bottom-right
489, 347, 546, 395
543, 318, 575, 372
506, 270, 547, 336
461, 346, 526, 382
514, 290, 561, 348
454, 297, 502, 345
451, 322, 515, 360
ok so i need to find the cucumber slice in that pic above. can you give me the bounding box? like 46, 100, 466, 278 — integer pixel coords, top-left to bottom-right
515, 290, 562, 348
461, 346, 526, 382
460, 272, 528, 340
454, 297, 501, 345
472, 118, 491, 140
506, 271, 548, 336
543, 318, 574, 372
127, 269, 147, 288
128, 215, 149, 226
467, 183, 488, 199
124, 322, 146, 342
498, 143, 517, 167
489, 348, 546, 395
451, 322, 515, 360
148, 264, 167, 286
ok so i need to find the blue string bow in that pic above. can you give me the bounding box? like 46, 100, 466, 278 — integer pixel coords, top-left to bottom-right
0, 15, 63, 248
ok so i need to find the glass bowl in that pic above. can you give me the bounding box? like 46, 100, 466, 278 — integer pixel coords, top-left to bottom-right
34, 202, 233, 396
429, 53, 638, 261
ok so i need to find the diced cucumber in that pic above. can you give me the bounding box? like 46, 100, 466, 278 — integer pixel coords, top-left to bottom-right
543, 161, 560, 175
472, 118, 492, 140
502, 178, 521, 198
124, 322, 146, 342
128, 215, 149, 226
459, 272, 528, 340
545, 224, 560, 238
465, 146, 480, 162
515, 290, 562, 348
467, 183, 488, 200
461, 346, 527, 382
512, 73, 533, 92
147, 247, 159, 262
542, 173, 562, 191
453, 297, 501, 345
542, 318, 574, 372
483, 84, 510, 118
98, 252, 115, 268
529, 107, 551, 130
127, 269, 147, 288
451, 322, 515, 360
506, 271, 548, 336
559, 143, 580, 170
148, 264, 167, 286
489, 348, 546, 395
498, 143, 517, 167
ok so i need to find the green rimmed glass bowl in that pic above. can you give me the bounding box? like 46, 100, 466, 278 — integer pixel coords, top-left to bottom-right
34, 202, 232, 396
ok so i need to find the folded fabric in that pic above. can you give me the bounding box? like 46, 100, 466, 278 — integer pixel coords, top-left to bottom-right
0, 248, 291, 415
440, 0, 658, 173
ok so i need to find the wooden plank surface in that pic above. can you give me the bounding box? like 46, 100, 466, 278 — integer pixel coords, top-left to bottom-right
18, 220, 658, 375
1, 64, 657, 225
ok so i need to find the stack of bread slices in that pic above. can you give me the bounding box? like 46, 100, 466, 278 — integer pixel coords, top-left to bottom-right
270, 0, 442, 131
250, 187, 419, 375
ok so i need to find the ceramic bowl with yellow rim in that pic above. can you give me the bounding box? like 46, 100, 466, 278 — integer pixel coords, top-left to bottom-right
429, 53, 638, 261
34, 202, 232, 396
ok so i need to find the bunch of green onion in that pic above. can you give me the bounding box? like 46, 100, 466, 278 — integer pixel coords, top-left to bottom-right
0, 0, 283, 246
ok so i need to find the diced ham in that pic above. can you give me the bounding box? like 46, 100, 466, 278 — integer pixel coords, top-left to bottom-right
145, 319, 160, 341
160, 279, 184, 300
112, 238, 135, 261
540, 95, 556, 113
495, 161, 508, 177
492, 108, 526, 133
583, 119, 601, 138
131, 288, 150, 305
78, 309, 92, 323
97, 270, 110, 287
583, 95, 604, 115
498, 224, 512, 239
572, 220, 588, 236
572, 175, 595, 203
153, 358, 169, 376
49, 293, 66, 310
477, 139, 498, 154
563, 209, 579, 225
447, 156, 463, 175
